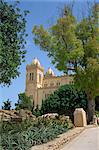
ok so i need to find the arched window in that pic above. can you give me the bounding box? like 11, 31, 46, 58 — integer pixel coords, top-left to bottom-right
30, 73, 34, 81
56, 82, 60, 86
32, 73, 34, 80
30, 73, 31, 80
39, 73, 42, 83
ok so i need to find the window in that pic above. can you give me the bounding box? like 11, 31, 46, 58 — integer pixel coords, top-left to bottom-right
39, 73, 42, 83
50, 82, 54, 87
56, 82, 60, 86
30, 73, 34, 80
30, 73, 31, 80
32, 73, 34, 80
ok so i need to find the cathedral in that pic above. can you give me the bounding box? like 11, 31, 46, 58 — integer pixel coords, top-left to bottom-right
25, 58, 73, 107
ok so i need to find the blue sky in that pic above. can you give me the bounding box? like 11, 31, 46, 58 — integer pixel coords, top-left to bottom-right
0, 0, 98, 108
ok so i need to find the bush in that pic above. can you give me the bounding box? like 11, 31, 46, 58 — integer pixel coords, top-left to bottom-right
15, 93, 33, 111
0, 117, 73, 150
40, 85, 87, 120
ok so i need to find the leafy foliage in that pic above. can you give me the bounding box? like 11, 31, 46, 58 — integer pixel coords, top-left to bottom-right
15, 93, 33, 111
75, 3, 99, 99
0, 117, 73, 150
40, 85, 87, 120
33, 3, 99, 122
74, 3, 99, 122
33, 7, 84, 73
0, 0, 29, 85
2, 99, 11, 110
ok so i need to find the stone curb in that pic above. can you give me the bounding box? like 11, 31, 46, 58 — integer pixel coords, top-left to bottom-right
31, 127, 85, 150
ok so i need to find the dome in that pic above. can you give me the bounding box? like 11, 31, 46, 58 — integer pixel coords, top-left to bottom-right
32, 57, 41, 66
46, 67, 55, 76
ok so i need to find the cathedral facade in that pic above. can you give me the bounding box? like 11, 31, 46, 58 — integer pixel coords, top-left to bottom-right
25, 58, 73, 107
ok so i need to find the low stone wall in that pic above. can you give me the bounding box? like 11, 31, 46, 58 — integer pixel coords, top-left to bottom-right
0, 109, 36, 122
31, 127, 85, 150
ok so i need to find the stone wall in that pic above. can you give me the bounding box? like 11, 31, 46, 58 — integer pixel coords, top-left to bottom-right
0, 109, 36, 122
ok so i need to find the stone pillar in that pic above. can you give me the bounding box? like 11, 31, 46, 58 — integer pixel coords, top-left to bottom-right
93, 115, 97, 125
74, 108, 87, 127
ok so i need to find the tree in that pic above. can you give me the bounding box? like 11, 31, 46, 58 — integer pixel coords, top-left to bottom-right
74, 3, 99, 122
40, 85, 87, 120
33, 6, 84, 73
33, 3, 99, 122
2, 99, 11, 110
0, 0, 29, 85
15, 93, 33, 111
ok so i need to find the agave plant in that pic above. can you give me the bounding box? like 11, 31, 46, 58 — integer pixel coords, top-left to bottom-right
0, 117, 73, 149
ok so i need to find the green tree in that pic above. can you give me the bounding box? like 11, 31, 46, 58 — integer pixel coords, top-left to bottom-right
74, 3, 99, 122
15, 93, 33, 111
0, 0, 29, 85
33, 4, 99, 122
33, 6, 84, 73
40, 85, 87, 120
2, 99, 11, 110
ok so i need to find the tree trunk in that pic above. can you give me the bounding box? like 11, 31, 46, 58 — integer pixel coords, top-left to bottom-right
87, 97, 95, 123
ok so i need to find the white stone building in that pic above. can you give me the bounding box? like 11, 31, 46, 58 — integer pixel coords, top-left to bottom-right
25, 58, 73, 107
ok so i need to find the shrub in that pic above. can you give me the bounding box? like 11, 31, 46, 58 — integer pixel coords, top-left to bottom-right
0, 117, 73, 150
40, 85, 87, 120
15, 93, 33, 111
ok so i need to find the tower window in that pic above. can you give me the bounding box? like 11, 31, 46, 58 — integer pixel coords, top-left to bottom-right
30, 73, 31, 80
39, 73, 42, 83
30, 73, 34, 81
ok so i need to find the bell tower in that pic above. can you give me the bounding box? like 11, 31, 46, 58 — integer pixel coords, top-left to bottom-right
25, 58, 44, 106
